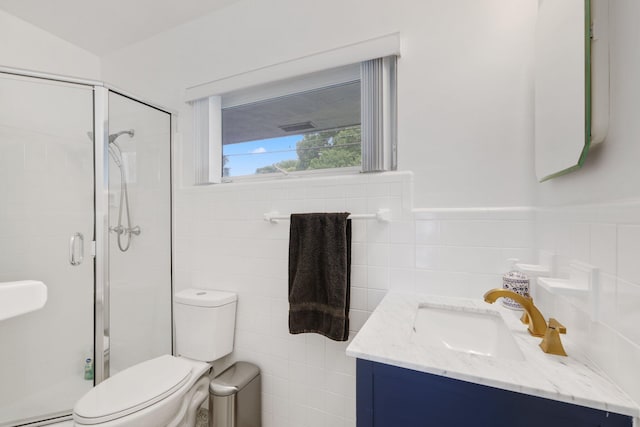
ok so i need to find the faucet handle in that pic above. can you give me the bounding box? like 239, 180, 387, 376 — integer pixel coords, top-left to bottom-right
548, 318, 566, 334
539, 318, 568, 356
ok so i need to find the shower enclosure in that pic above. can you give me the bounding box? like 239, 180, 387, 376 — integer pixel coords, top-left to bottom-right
0, 69, 173, 426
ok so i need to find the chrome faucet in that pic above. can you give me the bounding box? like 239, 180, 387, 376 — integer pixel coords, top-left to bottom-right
483, 289, 547, 337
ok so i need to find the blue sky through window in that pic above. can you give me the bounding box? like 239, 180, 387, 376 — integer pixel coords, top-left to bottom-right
223, 134, 302, 176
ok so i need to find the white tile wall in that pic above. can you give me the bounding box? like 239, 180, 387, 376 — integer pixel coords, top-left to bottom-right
177, 173, 640, 424
175, 172, 412, 427
412, 209, 535, 298
535, 201, 640, 407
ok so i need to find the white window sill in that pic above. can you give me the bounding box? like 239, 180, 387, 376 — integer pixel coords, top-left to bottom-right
220, 166, 363, 184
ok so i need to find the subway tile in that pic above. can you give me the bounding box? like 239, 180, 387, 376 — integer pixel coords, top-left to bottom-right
501, 221, 534, 248
366, 266, 389, 290
415, 246, 439, 270
305, 334, 326, 368
349, 309, 371, 332
288, 336, 307, 363
389, 244, 414, 268
303, 365, 328, 390
366, 183, 389, 198
389, 268, 415, 292
367, 243, 389, 267
366, 219, 389, 243
325, 348, 355, 376
324, 185, 347, 199
617, 225, 640, 285
343, 184, 367, 199
350, 243, 367, 266
596, 273, 617, 328
439, 220, 502, 247
366, 196, 392, 216
590, 223, 617, 275
500, 248, 535, 267
350, 265, 367, 287
325, 371, 356, 399
303, 198, 325, 213
324, 392, 349, 420
616, 278, 640, 346
438, 246, 503, 275
350, 220, 367, 243
614, 334, 640, 405
367, 289, 386, 311
344, 197, 366, 215
586, 322, 618, 381
415, 220, 440, 245
388, 221, 414, 244
349, 286, 367, 311
324, 198, 346, 212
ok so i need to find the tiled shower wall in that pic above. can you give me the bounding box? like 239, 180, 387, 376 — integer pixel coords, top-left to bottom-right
174, 172, 538, 427
535, 200, 640, 406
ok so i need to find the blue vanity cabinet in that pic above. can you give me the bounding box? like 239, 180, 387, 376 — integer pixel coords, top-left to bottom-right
356, 359, 633, 427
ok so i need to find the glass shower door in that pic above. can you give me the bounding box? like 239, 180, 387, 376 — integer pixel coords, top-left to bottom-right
0, 73, 95, 425
106, 91, 172, 376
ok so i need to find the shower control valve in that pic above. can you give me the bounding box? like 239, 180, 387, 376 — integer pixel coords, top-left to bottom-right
109, 225, 125, 235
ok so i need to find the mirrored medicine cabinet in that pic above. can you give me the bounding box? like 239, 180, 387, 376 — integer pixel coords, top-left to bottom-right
534, 0, 609, 182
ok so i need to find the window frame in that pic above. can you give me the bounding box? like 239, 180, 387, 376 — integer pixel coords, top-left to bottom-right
189, 50, 398, 185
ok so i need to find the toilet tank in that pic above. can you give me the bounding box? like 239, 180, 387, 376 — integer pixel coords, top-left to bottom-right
174, 288, 237, 362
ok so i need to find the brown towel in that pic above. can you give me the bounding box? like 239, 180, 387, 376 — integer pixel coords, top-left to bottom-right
288, 213, 351, 341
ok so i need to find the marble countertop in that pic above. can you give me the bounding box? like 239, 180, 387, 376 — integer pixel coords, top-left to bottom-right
346, 291, 639, 418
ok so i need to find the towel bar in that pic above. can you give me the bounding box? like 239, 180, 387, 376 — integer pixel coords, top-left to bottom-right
264, 209, 391, 224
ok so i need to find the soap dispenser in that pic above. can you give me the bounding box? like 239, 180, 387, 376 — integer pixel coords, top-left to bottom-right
502, 258, 530, 310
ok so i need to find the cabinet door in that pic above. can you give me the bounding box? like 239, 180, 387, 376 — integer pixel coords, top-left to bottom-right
356, 359, 632, 427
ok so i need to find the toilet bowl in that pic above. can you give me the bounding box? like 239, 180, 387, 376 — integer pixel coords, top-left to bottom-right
73, 289, 237, 427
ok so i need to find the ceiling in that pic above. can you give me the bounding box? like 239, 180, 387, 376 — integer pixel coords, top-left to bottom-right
0, 0, 238, 55
222, 81, 361, 145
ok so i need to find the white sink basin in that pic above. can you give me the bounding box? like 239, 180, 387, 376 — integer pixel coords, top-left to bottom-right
0, 280, 47, 322
411, 303, 524, 361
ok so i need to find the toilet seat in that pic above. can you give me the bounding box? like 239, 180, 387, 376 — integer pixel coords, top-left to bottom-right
73, 355, 192, 425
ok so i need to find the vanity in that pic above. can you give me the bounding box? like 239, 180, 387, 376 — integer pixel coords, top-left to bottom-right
346, 292, 638, 427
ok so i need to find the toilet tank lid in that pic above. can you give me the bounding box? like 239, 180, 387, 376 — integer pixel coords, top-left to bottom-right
174, 288, 237, 307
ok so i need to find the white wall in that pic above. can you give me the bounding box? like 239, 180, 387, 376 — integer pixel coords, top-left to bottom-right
102, 0, 538, 208
534, 0, 640, 206
0, 9, 100, 80
98, 3, 539, 424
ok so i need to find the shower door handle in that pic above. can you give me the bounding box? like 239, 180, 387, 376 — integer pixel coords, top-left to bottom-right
69, 232, 84, 266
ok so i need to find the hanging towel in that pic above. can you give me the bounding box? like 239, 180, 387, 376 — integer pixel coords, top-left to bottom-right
288, 212, 352, 341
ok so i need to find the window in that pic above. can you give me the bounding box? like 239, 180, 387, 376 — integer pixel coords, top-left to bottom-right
191, 56, 397, 183
222, 79, 362, 178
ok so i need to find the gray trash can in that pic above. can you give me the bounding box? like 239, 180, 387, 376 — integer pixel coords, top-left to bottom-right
209, 362, 261, 427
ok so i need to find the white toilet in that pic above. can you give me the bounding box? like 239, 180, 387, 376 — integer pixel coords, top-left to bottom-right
73, 288, 237, 427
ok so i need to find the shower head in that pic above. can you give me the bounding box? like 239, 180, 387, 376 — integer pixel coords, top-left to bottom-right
109, 130, 135, 144
85, 130, 132, 169
86, 129, 135, 144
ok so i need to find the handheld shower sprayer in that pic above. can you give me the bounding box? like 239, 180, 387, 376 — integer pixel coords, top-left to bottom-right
86, 129, 139, 252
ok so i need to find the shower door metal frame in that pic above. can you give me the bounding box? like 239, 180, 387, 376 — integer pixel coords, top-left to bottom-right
95, 87, 176, 383
0, 65, 176, 424
94, 86, 109, 383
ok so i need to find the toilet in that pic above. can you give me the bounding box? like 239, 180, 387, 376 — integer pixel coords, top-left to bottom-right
73, 288, 237, 427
